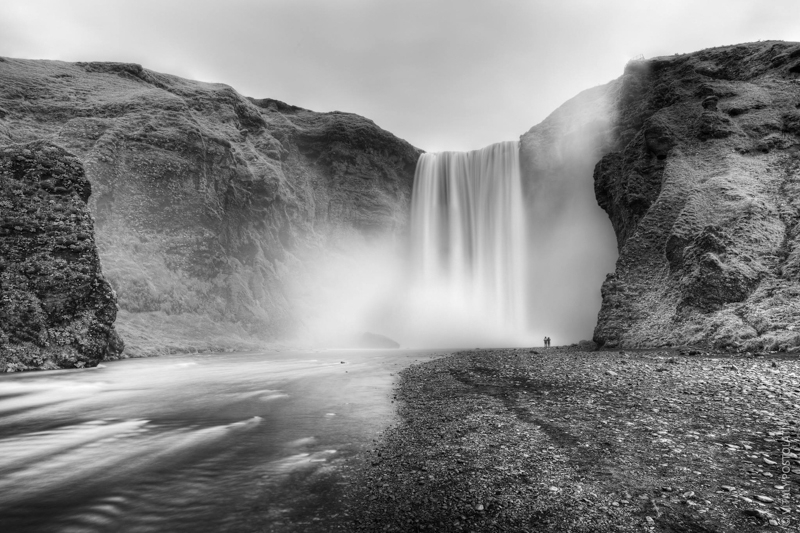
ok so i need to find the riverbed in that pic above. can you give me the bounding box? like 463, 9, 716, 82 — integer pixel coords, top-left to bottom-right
0, 348, 448, 532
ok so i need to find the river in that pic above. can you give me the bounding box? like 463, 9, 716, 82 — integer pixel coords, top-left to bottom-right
0, 348, 448, 532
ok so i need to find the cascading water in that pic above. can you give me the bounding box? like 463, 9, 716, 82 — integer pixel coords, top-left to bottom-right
406, 141, 531, 347
299, 86, 618, 349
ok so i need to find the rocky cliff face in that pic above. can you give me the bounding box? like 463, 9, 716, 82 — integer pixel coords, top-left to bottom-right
0, 141, 123, 370
593, 41, 800, 351
0, 58, 420, 355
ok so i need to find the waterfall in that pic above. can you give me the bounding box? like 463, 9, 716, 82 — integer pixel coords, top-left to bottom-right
407, 141, 530, 346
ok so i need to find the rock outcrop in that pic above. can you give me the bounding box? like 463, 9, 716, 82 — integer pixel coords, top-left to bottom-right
0, 141, 123, 370
0, 58, 421, 355
593, 41, 800, 351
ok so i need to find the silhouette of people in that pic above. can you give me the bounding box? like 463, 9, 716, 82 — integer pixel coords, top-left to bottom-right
544, 336, 550, 348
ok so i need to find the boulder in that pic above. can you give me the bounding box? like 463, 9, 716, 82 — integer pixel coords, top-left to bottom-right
0, 141, 123, 371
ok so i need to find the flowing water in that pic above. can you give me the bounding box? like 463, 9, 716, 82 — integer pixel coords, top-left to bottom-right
407, 141, 530, 346
0, 349, 447, 532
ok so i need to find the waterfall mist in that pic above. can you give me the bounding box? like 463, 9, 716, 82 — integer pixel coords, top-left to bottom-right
294, 84, 619, 349
287, 230, 405, 349
396, 84, 618, 348
519, 83, 620, 346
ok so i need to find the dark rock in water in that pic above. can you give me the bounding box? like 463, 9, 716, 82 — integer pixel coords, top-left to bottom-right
0, 141, 123, 371
360, 332, 400, 349
592, 41, 800, 353
0, 58, 420, 355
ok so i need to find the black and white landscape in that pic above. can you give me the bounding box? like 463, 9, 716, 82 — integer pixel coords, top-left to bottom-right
1, 1, 799, 531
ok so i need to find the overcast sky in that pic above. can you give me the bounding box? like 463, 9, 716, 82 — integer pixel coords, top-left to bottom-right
2, 0, 799, 151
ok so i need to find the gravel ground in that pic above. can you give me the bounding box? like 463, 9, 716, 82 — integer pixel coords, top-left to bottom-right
340, 348, 800, 532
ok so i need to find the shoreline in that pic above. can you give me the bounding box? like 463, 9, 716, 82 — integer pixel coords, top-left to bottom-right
339, 348, 799, 532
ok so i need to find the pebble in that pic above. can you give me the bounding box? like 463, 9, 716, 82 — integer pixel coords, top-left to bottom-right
754, 495, 774, 503
744, 509, 771, 519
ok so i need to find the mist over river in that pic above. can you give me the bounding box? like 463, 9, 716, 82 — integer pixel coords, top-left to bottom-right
0, 349, 448, 532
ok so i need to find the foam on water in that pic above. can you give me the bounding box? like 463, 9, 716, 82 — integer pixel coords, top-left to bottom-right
0, 349, 448, 531
0, 417, 262, 507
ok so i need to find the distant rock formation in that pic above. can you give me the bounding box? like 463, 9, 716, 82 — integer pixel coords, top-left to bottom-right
593, 41, 800, 352
359, 332, 400, 349
0, 59, 421, 355
0, 141, 123, 371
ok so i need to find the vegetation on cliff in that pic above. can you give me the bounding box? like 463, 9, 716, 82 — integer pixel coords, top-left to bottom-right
0, 141, 123, 371
593, 41, 800, 352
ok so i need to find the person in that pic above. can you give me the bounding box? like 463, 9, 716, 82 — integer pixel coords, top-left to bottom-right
544, 336, 550, 348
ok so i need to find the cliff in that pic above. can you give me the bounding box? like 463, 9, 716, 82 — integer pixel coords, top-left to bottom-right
0, 141, 123, 371
592, 41, 800, 351
0, 58, 421, 355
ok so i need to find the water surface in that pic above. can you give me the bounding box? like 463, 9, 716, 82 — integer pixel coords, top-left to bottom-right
0, 348, 447, 532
